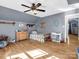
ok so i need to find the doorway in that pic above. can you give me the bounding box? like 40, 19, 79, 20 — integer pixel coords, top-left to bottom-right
69, 18, 78, 36
65, 13, 79, 44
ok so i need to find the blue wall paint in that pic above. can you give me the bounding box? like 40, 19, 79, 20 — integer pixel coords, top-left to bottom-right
0, 6, 40, 40
0, 6, 40, 23
0, 22, 30, 40
0, 5, 78, 40
0, 24, 15, 40
36, 13, 65, 39
35, 9, 79, 40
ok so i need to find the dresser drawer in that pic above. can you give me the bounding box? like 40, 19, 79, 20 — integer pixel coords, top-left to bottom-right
16, 32, 28, 41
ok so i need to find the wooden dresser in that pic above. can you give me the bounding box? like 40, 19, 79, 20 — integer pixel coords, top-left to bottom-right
16, 32, 28, 41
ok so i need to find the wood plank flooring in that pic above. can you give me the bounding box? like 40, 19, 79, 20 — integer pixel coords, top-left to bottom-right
0, 34, 79, 59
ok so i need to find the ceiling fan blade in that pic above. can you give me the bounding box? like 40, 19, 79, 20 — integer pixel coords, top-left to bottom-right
36, 9, 45, 12
21, 4, 31, 8
24, 10, 31, 12
36, 3, 41, 7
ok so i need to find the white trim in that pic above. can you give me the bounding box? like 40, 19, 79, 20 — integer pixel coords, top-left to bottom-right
65, 13, 79, 44
66, 13, 79, 19
65, 16, 69, 44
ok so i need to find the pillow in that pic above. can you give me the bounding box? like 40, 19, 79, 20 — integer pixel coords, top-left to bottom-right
0, 41, 4, 47
31, 31, 37, 34
0, 41, 8, 48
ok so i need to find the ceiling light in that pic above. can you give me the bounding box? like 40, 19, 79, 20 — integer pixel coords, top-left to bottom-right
32, 10, 39, 15
19, 23, 24, 27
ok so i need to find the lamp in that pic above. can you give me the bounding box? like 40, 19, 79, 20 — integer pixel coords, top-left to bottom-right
32, 10, 39, 15
19, 23, 27, 31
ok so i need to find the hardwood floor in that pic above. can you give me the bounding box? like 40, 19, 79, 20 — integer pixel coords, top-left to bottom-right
0, 34, 79, 59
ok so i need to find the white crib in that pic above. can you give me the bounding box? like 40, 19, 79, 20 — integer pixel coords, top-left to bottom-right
30, 34, 45, 43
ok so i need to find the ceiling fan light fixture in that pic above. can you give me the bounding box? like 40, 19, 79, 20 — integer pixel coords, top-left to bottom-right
21, 2, 45, 15
34, 13, 37, 15
32, 10, 38, 15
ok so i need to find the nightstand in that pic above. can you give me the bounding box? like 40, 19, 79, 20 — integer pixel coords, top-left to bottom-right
16, 32, 28, 41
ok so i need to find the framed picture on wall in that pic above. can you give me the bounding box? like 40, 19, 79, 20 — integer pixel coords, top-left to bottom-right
40, 20, 46, 28
0, 20, 15, 25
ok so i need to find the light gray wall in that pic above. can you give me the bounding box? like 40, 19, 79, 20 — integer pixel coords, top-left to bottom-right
35, 9, 79, 40
0, 6, 40, 23
0, 24, 15, 40
36, 13, 65, 39
0, 6, 40, 40
0, 21, 38, 40
67, 0, 79, 5
0, 22, 25, 40
0, 5, 78, 40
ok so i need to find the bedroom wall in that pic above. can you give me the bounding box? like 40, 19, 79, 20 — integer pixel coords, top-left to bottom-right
0, 6, 40, 40
0, 6, 40, 23
0, 21, 36, 40
35, 9, 79, 40
0, 22, 23, 40
36, 13, 65, 39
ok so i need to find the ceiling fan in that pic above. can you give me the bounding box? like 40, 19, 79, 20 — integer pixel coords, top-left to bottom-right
21, 3, 45, 14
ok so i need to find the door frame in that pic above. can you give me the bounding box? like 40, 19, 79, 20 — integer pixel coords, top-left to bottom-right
65, 13, 79, 44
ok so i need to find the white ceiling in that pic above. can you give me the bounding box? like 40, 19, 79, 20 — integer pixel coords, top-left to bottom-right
0, 0, 79, 17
